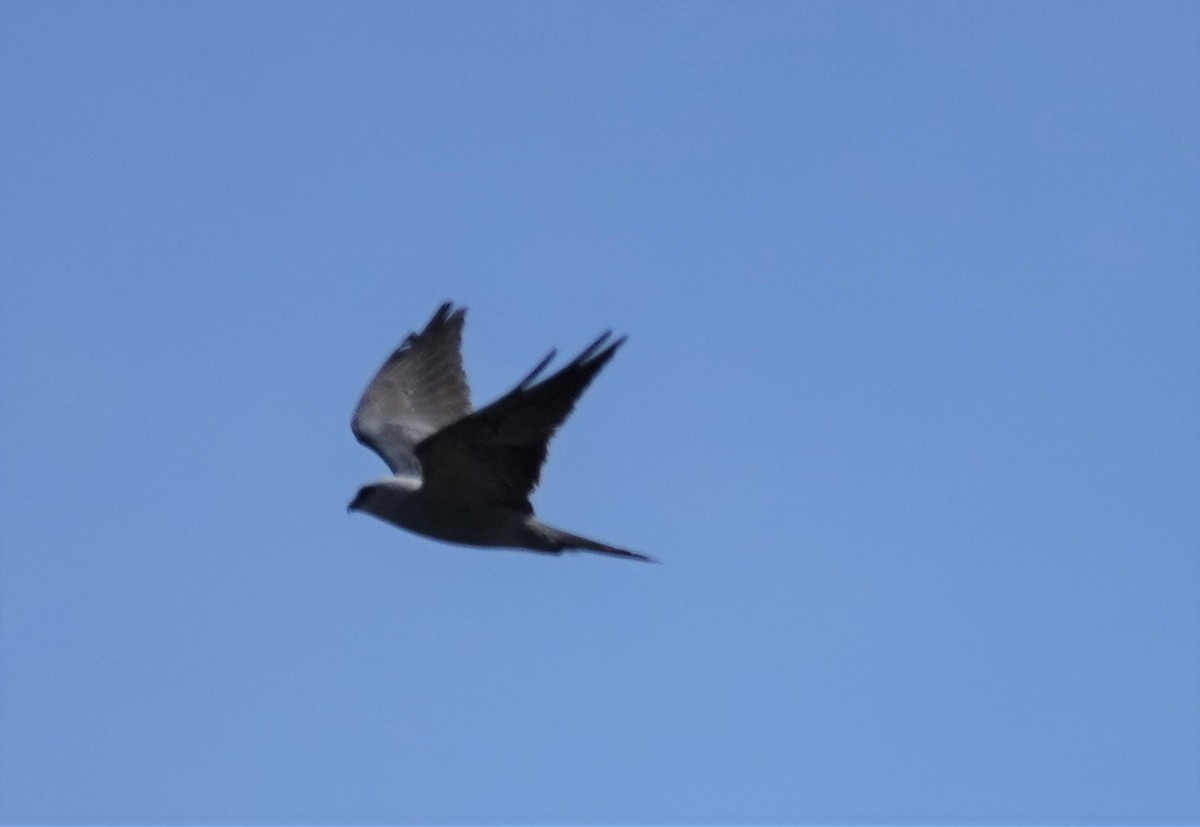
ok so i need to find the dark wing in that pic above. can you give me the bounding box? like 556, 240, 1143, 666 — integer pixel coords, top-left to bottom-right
352, 302, 472, 474
414, 332, 625, 513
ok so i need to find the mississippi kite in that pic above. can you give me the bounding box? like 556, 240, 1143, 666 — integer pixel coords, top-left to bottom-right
349, 302, 652, 562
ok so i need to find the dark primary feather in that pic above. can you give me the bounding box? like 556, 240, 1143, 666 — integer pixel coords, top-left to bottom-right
415, 332, 626, 514
351, 302, 471, 474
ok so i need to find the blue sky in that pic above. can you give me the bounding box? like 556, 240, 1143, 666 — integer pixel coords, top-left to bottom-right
1, 1, 1197, 822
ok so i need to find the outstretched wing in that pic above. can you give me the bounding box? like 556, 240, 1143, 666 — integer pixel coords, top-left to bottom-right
414, 332, 625, 513
352, 302, 471, 474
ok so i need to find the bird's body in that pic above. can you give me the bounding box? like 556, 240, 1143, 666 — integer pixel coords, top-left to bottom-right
353, 475, 550, 550
349, 302, 651, 562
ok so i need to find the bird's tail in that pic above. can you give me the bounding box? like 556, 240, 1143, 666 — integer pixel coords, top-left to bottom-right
537, 523, 656, 563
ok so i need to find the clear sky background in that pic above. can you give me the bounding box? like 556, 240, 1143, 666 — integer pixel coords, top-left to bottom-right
1, 2, 1197, 823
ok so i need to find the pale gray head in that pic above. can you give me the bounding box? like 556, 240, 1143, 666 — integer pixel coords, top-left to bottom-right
347, 476, 420, 516
347, 483, 380, 515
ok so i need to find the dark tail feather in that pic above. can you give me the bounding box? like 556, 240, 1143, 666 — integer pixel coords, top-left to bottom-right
552, 528, 657, 563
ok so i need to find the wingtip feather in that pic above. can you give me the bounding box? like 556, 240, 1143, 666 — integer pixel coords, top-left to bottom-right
516, 349, 558, 390
427, 301, 466, 331
577, 331, 612, 362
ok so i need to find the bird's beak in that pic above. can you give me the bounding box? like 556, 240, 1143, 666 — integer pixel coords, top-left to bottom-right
347, 499, 358, 514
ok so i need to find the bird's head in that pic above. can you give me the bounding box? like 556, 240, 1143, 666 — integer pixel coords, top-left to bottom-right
348, 476, 420, 517
347, 484, 377, 514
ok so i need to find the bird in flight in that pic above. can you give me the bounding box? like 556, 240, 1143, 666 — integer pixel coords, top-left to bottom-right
349, 302, 652, 562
